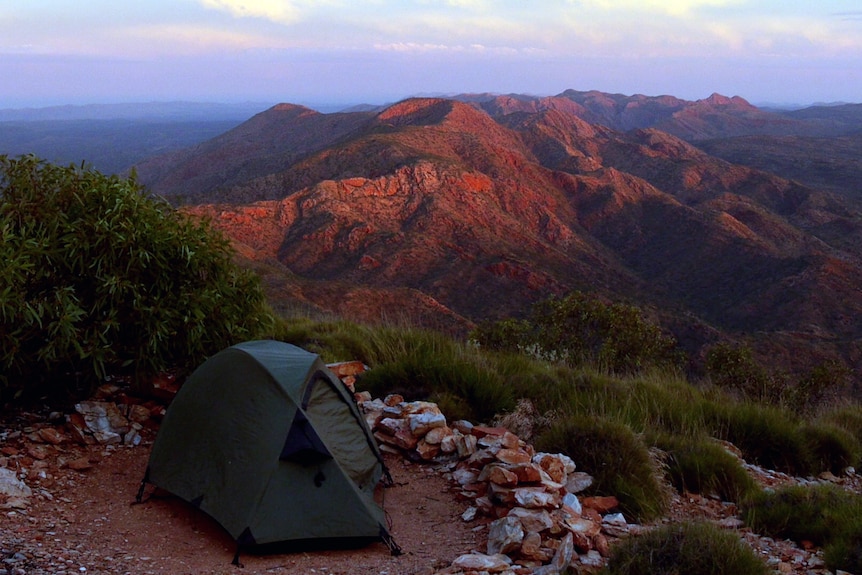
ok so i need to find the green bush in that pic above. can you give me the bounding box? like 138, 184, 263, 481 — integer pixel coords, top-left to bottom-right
819, 403, 862, 450
602, 521, 768, 575
741, 483, 862, 548
745, 484, 862, 573
656, 434, 758, 503
535, 415, 668, 522
0, 155, 272, 402
802, 422, 860, 475
357, 329, 515, 422
709, 402, 814, 475
471, 291, 680, 374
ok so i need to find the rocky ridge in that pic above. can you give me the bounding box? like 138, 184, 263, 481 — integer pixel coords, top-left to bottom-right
136, 94, 862, 381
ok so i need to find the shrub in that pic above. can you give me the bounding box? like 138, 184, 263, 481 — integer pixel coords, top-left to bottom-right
794, 359, 851, 413
603, 521, 768, 575
0, 155, 272, 402
471, 291, 680, 374
535, 415, 668, 522
705, 343, 778, 403
656, 434, 758, 503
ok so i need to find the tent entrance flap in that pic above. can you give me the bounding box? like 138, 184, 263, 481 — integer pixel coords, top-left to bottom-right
280, 409, 331, 465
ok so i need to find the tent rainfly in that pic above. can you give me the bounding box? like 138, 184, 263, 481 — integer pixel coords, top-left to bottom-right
137, 340, 399, 561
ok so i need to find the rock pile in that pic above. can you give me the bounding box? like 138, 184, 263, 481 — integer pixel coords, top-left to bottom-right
357, 392, 633, 574
0, 384, 163, 512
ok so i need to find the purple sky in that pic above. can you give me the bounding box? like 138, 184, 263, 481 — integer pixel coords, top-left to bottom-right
2, 1, 861, 109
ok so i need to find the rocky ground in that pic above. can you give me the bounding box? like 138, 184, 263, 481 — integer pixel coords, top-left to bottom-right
1, 387, 857, 575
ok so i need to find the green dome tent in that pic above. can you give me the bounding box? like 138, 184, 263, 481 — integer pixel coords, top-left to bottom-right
138, 340, 398, 560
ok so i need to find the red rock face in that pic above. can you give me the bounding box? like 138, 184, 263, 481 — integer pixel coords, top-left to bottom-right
139, 95, 862, 377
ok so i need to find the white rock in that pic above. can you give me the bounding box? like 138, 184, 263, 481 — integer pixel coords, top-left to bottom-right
0, 467, 32, 498
603, 512, 627, 526
507, 507, 553, 532
565, 472, 594, 494
461, 506, 478, 521
408, 411, 446, 436
487, 515, 525, 555
562, 492, 582, 515
579, 549, 604, 568
451, 552, 512, 573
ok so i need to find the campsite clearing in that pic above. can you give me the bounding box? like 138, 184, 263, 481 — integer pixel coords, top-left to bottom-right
0, 441, 480, 575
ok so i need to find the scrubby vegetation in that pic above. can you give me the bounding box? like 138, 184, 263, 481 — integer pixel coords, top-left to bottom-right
0, 155, 273, 402
601, 521, 769, 575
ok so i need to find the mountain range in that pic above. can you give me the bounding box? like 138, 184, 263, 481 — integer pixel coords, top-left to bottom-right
131, 91, 862, 381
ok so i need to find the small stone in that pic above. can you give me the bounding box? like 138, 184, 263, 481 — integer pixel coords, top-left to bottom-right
486, 465, 519, 487
602, 512, 626, 526
424, 426, 453, 445
451, 420, 474, 434
593, 533, 611, 557
472, 425, 509, 439
439, 433, 458, 454
461, 506, 478, 521
534, 453, 567, 483
408, 411, 446, 436
510, 463, 543, 484
383, 394, 404, 407
562, 492, 582, 515
579, 549, 604, 568
38, 427, 69, 445
26, 444, 51, 460
127, 404, 152, 424
454, 433, 478, 458
552, 532, 574, 572
451, 552, 512, 573
519, 531, 544, 561
563, 515, 602, 537
487, 515, 525, 555
414, 439, 440, 461
565, 472, 594, 494
581, 495, 619, 514
0, 468, 32, 498
513, 487, 560, 509
496, 448, 532, 465
507, 507, 554, 533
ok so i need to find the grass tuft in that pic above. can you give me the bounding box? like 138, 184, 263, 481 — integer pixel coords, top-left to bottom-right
656, 434, 758, 503
535, 415, 668, 522
602, 521, 768, 575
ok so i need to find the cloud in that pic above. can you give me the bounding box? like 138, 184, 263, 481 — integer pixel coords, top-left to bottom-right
575, 0, 743, 16
197, 0, 302, 24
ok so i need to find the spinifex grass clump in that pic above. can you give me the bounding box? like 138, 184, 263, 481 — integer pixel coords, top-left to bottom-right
709, 402, 814, 475
602, 521, 768, 575
801, 422, 860, 475
535, 414, 668, 522
742, 483, 862, 572
656, 434, 758, 503
355, 328, 515, 422
0, 155, 272, 402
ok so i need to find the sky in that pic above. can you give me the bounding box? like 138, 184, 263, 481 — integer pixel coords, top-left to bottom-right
1, 0, 860, 110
